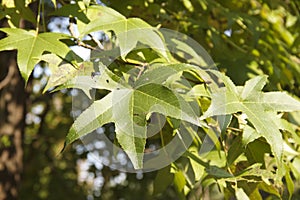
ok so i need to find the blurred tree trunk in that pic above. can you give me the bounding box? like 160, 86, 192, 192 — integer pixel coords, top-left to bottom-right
0, 20, 26, 200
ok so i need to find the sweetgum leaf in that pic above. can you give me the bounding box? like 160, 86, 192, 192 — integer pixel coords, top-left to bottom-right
66, 63, 213, 168
0, 28, 77, 82
40, 54, 124, 97
67, 83, 201, 169
202, 74, 300, 175
76, 5, 169, 59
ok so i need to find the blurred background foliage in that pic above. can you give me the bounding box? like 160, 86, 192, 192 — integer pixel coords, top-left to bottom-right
0, 0, 299, 199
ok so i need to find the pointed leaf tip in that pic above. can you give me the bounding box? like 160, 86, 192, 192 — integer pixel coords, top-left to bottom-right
0, 29, 74, 83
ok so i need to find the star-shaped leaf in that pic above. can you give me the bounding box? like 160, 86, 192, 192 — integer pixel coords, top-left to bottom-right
76, 5, 168, 59
202, 74, 300, 174
0, 28, 78, 82
65, 63, 213, 169
67, 83, 202, 169
52, 4, 169, 59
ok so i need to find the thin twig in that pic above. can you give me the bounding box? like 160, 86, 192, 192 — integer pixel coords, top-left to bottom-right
226, 127, 243, 132
136, 64, 148, 79
41, 0, 46, 32
36, 0, 42, 34
68, 17, 77, 37
68, 18, 101, 51
88, 33, 104, 50
77, 41, 98, 50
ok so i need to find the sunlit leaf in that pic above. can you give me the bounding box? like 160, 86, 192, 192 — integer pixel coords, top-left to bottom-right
0, 28, 77, 82
76, 5, 169, 59
285, 164, 294, 200
67, 82, 202, 169
202, 74, 300, 175
235, 188, 250, 200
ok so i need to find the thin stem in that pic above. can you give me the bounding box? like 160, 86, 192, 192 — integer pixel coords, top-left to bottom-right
68, 18, 101, 51
36, 0, 42, 34
159, 116, 170, 161
41, 0, 46, 32
159, 124, 165, 148
226, 127, 243, 132
88, 34, 104, 50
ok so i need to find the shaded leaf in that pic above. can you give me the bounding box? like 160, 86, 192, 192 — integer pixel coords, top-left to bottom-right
153, 166, 174, 195
41, 54, 124, 96
227, 135, 244, 166
245, 138, 271, 165
184, 151, 233, 179
50, 3, 90, 23
257, 182, 281, 198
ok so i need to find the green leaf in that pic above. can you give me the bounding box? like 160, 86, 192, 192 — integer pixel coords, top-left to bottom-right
173, 171, 187, 199
58, 65, 124, 98
235, 188, 250, 200
202, 74, 300, 174
227, 135, 244, 166
40, 54, 124, 96
135, 63, 220, 92
66, 62, 219, 168
285, 164, 294, 200
240, 75, 268, 99
50, 3, 90, 23
276, 118, 300, 145
242, 125, 261, 146
187, 84, 210, 98
153, 166, 174, 195
66, 92, 114, 144
291, 157, 300, 180
234, 163, 275, 183
245, 138, 271, 165
187, 149, 205, 181
257, 182, 281, 198
76, 5, 169, 59
0, 28, 77, 82
205, 165, 233, 179
184, 151, 233, 179
14, 0, 36, 24
1, 0, 36, 27
164, 36, 208, 66
40, 54, 80, 92
67, 82, 202, 169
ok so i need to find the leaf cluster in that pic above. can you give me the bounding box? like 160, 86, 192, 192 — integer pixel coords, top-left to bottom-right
0, 1, 300, 199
